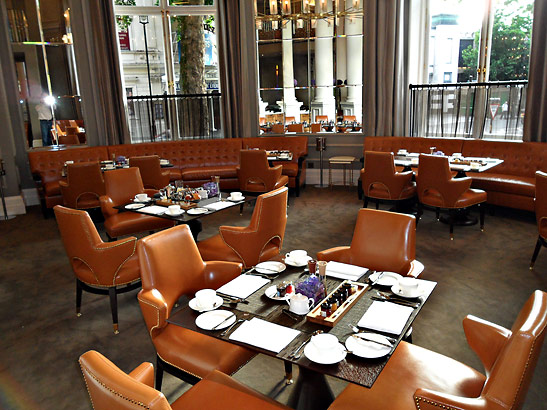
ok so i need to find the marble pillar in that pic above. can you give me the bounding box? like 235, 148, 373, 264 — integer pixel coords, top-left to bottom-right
341, 0, 362, 120
276, 19, 303, 121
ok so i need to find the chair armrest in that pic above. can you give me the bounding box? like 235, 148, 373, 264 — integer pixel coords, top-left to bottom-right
144, 188, 158, 197
59, 180, 68, 188
414, 388, 486, 410
202, 260, 243, 290
218, 225, 267, 268
128, 362, 155, 388
443, 177, 473, 206
316, 247, 351, 264
463, 315, 511, 375
100, 195, 118, 218
81, 237, 138, 285
138, 289, 169, 338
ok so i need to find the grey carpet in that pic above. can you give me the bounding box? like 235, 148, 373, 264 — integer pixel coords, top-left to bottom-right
0, 186, 545, 409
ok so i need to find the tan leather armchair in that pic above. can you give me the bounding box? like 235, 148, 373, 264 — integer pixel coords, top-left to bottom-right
137, 224, 255, 389
417, 154, 487, 240
361, 151, 416, 209
58, 134, 80, 145
311, 123, 322, 133
59, 162, 105, 209
271, 123, 285, 134
342, 115, 357, 122
79, 350, 291, 410
531, 171, 547, 269
237, 150, 289, 193
54, 205, 141, 333
198, 187, 288, 268
328, 290, 547, 410
316, 115, 328, 122
284, 116, 296, 124
317, 208, 423, 277
129, 155, 170, 190
100, 168, 174, 240
287, 123, 304, 132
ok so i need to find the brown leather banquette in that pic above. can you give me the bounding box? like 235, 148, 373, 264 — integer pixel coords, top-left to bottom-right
363, 136, 547, 212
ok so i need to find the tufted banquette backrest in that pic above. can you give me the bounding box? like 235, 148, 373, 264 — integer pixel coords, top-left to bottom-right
243, 136, 308, 164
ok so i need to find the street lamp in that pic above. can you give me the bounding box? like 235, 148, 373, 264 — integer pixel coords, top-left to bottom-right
139, 15, 156, 141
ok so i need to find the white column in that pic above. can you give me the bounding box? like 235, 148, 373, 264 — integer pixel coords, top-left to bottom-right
342, 0, 362, 119
276, 19, 303, 121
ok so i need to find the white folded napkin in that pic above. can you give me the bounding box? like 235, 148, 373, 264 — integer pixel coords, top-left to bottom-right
229, 317, 300, 353
326, 261, 368, 280
138, 205, 167, 215
203, 201, 236, 211
357, 301, 414, 335
216, 275, 270, 299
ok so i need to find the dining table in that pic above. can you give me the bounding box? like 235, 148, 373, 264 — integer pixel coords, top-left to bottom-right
167, 257, 436, 410
393, 153, 503, 177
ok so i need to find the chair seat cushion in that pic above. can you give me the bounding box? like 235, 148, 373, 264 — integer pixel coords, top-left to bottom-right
44, 180, 61, 196
104, 212, 174, 238
181, 166, 238, 181
74, 193, 101, 209
154, 324, 255, 379
470, 173, 535, 197
328, 341, 486, 410
74, 251, 140, 286
242, 175, 289, 193
367, 182, 416, 201
422, 188, 487, 209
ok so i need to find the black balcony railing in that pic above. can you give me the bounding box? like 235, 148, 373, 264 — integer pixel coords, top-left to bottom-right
409, 81, 528, 140
126, 92, 222, 142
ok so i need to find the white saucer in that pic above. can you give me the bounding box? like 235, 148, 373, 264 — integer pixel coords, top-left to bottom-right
391, 283, 425, 299
189, 296, 223, 312
369, 271, 402, 287
255, 261, 286, 274
345, 333, 392, 358
133, 198, 151, 203
165, 209, 185, 216
284, 256, 312, 267
304, 342, 347, 364
195, 310, 236, 330
125, 203, 145, 210
227, 196, 245, 202
187, 207, 209, 215
264, 285, 293, 301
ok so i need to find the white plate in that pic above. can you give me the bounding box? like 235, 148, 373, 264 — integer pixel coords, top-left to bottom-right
304, 342, 347, 365
391, 283, 425, 299
195, 310, 236, 330
264, 285, 293, 301
345, 333, 392, 358
284, 256, 312, 267
189, 296, 224, 312
133, 198, 151, 203
368, 271, 402, 287
227, 196, 245, 202
187, 207, 209, 215
125, 203, 145, 210
165, 209, 185, 216
255, 261, 286, 274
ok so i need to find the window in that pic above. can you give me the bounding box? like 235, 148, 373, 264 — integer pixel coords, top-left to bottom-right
443, 72, 452, 83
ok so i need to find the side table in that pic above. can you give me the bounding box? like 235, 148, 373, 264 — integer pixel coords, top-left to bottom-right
328, 156, 355, 188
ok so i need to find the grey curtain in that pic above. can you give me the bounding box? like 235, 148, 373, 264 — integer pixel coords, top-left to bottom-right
70, 0, 129, 146
363, 0, 407, 137
523, 0, 547, 143
217, 0, 259, 138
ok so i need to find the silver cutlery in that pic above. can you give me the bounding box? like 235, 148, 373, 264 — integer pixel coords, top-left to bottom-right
352, 334, 393, 349
347, 324, 397, 343
369, 271, 385, 286
245, 265, 281, 274
289, 330, 322, 359
220, 319, 245, 337
211, 312, 236, 330
217, 292, 249, 304
372, 295, 419, 308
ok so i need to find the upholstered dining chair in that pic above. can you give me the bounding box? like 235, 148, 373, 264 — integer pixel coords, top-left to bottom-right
237, 150, 289, 193
137, 224, 255, 390
416, 154, 487, 240
287, 123, 304, 132
79, 350, 291, 410
342, 115, 357, 122
317, 208, 424, 277
198, 187, 288, 268
128, 155, 170, 190
59, 162, 105, 210
54, 205, 141, 334
271, 123, 285, 134
361, 151, 416, 210
284, 116, 296, 124
100, 168, 174, 240
327, 290, 547, 410
58, 133, 80, 145
311, 123, 322, 133
315, 115, 328, 122
531, 171, 547, 269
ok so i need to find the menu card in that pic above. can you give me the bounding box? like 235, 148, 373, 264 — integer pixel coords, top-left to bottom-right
216, 275, 270, 299
357, 301, 413, 335
326, 261, 368, 281
229, 318, 300, 353
203, 201, 237, 211
138, 205, 167, 215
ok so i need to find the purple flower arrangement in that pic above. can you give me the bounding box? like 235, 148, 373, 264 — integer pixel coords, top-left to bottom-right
295, 275, 326, 306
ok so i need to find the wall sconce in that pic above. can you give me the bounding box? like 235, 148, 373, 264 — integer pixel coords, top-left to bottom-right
353, 0, 359, 9
270, 0, 278, 15
282, 0, 291, 14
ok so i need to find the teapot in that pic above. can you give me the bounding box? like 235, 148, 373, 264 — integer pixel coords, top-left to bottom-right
286, 293, 314, 315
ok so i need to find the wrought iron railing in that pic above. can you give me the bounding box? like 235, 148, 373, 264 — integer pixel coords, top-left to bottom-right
126, 92, 222, 143
409, 81, 528, 140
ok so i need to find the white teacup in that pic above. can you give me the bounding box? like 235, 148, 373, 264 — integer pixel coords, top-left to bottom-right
195, 289, 217, 309
287, 293, 314, 315
168, 205, 181, 214
230, 191, 243, 200
470, 162, 480, 170
285, 250, 308, 264
311, 333, 339, 353
411, 157, 419, 165
399, 277, 419, 295
196, 189, 208, 199
452, 152, 463, 158
135, 193, 149, 202
397, 149, 408, 155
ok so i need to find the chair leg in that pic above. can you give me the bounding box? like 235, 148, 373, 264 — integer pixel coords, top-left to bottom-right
449, 210, 454, 241
375, 199, 379, 210
479, 203, 485, 231
530, 236, 543, 270
76, 279, 83, 317
155, 355, 165, 391
284, 361, 293, 385
108, 288, 119, 334
416, 202, 423, 224
363, 196, 369, 208
435, 208, 440, 221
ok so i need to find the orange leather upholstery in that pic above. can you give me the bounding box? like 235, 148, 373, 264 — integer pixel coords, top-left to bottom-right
531, 171, 547, 269
284, 116, 295, 124
128, 155, 170, 190
79, 350, 290, 410
58, 134, 80, 145
198, 187, 288, 268
137, 224, 255, 388
287, 123, 304, 132
259, 117, 266, 125
100, 168, 174, 240
316, 115, 328, 122
59, 162, 105, 209
343, 115, 357, 122
271, 123, 285, 134
311, 123, 322, 132
237, 150, 289, 193
317, 208, 423, 277
328, 290, 547, 410
361, 151, 416, 207
417, 154, 486, 239
54, 205, 140, 333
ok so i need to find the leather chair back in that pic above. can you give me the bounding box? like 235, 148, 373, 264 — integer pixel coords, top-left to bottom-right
61, 162, 105, 209
271, 123, 285, 134
284, 116, 296, 124
287, 123, 304, 132
362, 151, 400, 199
259, 117, 266, 125
103, 168, 146, 208
349, 209, 416, 274
343, 115, 357, 122
79, 351, 171, 410
58, 134, 80, 145
311, 123, 322, 133
316, 115, 328, 122
238, 150, 283, 192
536, 171, 547, 233
129, 155, 169, 190
65, 126, 78, 136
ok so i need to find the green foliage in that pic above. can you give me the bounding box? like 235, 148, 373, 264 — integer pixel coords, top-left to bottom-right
114, 0, 136, 31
